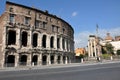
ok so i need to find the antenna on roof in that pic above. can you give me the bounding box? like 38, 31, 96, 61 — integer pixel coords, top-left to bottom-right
96, 24, 99, 38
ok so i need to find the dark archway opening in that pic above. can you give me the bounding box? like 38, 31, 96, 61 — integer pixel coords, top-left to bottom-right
57, 56, 61, 64
33, 33, 38, 47
20, 55, 27, 65
8, 30, 16, 45
63, 56, 66, 64
57, 38, 60, 49
6, 55, 15, 67
62, 39, 65, 50
42, 55, 47, 65
32, 55, 38, 65
50, 55, 54, 64
42, 35, 46, 48
22, 31, 28, 47
50, 36, 54, 48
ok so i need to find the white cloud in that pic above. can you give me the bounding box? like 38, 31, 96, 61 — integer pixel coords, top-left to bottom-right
74, 27, 120, 49
72, 12, 78, 17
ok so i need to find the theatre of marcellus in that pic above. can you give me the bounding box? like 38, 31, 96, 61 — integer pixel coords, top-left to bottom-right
0, 1, 74, 67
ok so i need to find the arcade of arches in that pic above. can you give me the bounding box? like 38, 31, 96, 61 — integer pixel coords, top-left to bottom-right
3, 29, 74, 67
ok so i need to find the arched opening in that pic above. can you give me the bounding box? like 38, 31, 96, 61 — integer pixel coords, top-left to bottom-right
42, 35, 47, 48
22, 31, 28, 47
6, 55, 15, 67
57, 56, 61, 64
62, 39, 65, 50
33, 33, 38, 47
57, 38, 60, 49
42, 55, 47, 65
50, 36, 54, 48
63, 56, 66, 64
19, 55, 27, 65
50, 55, 54, 64
32, 55, 38, 65
8, 30, 16, 45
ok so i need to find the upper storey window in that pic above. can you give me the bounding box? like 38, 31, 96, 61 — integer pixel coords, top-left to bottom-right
43, 22, 47, 29
39, 14, 42, 19
46, 17, 48, 21
50, 18, 52, 22
63, 28, 65, 34
25, 17, 30, 25
52, 25, 55, 32
9, 14, 14, 23
28, 10, 31, 15
35, 20, 40, 28
9, 7, 13, 12
56, 26, 59, 33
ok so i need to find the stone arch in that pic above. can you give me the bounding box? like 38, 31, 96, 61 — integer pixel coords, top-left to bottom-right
42, 35, 47, 48
57, 55, 61, 64
6, 55, 15, 67
8, 30, 16, 45
63, 56, 66, 64
42, 55, 47, 65
32, 55, 38, 65
32, 33, 38, 47
50, 55, 54, 64
19, 55, 27, 65
57, 38, 60, 49
50, 36, 54, 48
62, 38, 65, 50
21, 31, 28, 47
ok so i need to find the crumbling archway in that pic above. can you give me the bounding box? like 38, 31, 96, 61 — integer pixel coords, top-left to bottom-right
50, 36, 54, 48
8, 30, 16, 45
42, 35, 47, 48
33, 33, 38, 47
22, 31, 28, 47
42, 55, 47, 65
63, 56, 66, 64
32, 55, 38, 65
19, 55, 27, 65
57, 56, 61, 64
6, 55, 15, 67
50, 55, 54, 64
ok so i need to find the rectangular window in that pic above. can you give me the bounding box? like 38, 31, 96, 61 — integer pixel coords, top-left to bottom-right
56, 26, 59, 32
9, 14, 14, 23
43, 22, 46, 29
25, 17, 30, 25
35, 20, 39, 28
52, 25, 55, 32
63, 28, 65, 34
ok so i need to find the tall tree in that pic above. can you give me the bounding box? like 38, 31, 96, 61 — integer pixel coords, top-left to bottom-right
105, 42, 114, 54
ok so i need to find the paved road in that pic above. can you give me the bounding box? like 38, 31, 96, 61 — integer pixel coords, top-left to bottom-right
0, 62, 120, 80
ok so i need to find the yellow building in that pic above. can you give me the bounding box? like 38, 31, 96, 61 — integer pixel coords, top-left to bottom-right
75, 48, 86, 56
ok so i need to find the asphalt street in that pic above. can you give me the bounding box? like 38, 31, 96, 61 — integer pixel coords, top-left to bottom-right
0, 62, 120, 80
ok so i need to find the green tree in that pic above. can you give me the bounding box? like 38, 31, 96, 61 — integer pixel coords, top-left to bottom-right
105, 42, 114, 54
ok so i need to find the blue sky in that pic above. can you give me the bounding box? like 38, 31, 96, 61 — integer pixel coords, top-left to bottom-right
0, 0, 120, 49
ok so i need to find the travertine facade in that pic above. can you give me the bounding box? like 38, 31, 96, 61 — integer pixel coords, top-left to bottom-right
0, 1, 74, 67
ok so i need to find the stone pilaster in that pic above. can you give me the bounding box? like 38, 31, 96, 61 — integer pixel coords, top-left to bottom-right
16, 28, 21, 49
38, 34, 42, 48
47, 54, 51, 65
15, 54, 19, 67
54, 35, 57, 49
46, 35, 50, 49
60, 37, 63, 51
38, 53, 42, 65
27, 54, 31, 66
28, 30, 32, 48
54, 54, 57, 64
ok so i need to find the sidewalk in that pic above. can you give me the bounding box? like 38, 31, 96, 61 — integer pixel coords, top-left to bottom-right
0, 59, 120, 72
